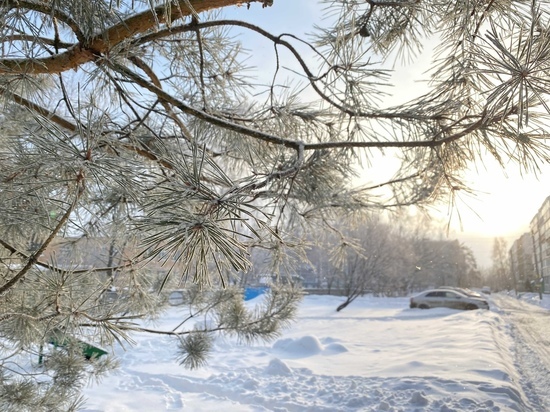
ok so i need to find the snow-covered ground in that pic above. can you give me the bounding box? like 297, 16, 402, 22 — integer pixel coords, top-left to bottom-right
81, 292, 550, 411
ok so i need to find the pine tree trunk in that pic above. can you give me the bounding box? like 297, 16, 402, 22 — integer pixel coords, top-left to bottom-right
0, 0, 272, 75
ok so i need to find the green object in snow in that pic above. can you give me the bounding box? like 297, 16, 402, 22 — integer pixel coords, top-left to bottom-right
79, 341, 108, 360
48, 332, 108, 360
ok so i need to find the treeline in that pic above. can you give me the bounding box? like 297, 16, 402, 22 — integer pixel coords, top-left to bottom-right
246, 214, 482, 302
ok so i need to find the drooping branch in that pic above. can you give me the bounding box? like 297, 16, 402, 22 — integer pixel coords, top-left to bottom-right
109, 61, 508, 151
4, 0, 87, 43
109, 61, 307, 151
137, 19, 448, 123
1, 88, 78, 132
0, 35, 74, 50
128, 55, 194, 140
0, 238, 134, 276
1, 87, 179, 169
0, 186, 82, 294
2, 63, 517, 169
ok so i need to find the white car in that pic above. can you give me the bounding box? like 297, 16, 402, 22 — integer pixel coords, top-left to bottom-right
410, 288, 489, 310
481, 286, 491, 295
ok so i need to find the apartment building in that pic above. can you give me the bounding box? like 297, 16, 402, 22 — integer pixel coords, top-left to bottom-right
529, 196, 550, 293
509, 233, 536, 292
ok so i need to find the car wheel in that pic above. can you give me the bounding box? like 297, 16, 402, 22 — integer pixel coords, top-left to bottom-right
465, 304, 478, 310
418, 304, 429, 309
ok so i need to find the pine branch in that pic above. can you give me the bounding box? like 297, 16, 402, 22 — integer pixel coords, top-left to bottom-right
0, 186, 82, 294
0, 0, 272, 74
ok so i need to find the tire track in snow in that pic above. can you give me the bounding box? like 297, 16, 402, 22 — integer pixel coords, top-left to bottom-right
492, 294, 550, 411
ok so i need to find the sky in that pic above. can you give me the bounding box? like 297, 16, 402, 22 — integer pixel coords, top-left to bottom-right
78, 292, 547, 411
374, 30, 550, 268
219, 1, 550, 269
439, 163, 550, 268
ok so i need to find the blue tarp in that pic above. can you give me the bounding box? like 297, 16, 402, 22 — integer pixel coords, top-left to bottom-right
244, 286, 269, 301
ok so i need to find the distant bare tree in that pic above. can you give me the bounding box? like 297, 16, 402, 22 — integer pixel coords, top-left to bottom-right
329, 217, 398, 311
456, 244, 482, 288
490, 237, 513, 291
406, 238, 479, 290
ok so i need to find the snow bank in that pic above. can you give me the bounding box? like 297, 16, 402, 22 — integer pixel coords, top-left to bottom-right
82, 294, 533, 411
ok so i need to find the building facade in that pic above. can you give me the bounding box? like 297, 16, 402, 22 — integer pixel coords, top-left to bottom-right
509, 233, 536, 292
529, 196, 550, 293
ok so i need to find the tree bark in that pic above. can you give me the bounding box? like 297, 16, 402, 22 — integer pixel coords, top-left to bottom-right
336, 298, 352, 312
0, 0, 271, 75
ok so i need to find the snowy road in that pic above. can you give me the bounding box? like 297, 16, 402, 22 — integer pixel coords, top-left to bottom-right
492, 294, 550, 411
